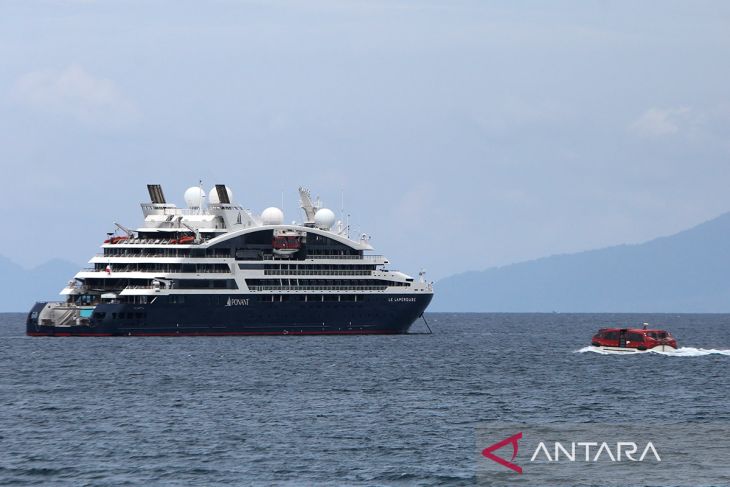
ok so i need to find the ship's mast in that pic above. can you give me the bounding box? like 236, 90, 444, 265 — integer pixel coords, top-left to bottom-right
298, 187, 319, 224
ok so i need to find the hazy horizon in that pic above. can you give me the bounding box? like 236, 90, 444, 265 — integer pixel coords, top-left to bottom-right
2, 1, 729, 280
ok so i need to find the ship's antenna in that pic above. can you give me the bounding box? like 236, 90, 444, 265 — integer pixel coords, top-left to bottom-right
341, 189, 350, 238
198, 179, 204, 215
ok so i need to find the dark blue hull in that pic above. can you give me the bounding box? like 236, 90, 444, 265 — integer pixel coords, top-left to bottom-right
26, 293, 432, 336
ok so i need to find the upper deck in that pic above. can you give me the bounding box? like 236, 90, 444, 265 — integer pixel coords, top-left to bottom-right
60, 183, 432, 301
109, 184, 373, 252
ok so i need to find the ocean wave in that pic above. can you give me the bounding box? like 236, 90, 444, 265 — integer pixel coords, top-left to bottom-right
576, 346, 730, 356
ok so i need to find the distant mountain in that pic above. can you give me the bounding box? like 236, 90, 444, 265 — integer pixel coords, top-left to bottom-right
0, 256, 80, 312
432, 212, 730, 312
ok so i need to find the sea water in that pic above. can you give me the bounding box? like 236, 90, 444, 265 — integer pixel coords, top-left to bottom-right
0, 312, 728, 485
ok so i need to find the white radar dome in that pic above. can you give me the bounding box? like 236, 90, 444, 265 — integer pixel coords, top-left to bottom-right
261, 207, 284, 225
184, 186, 206, 209
208, 186, 234, 205
314, 208, 336, 230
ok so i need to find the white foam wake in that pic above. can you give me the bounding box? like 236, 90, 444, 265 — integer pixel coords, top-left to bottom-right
576, 346, 730, 356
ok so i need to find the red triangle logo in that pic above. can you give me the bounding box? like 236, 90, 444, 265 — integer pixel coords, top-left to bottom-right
481, 432, 523, 474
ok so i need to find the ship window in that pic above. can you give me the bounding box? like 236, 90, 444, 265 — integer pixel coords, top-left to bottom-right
236, 249, 262, 260
627, 332, 644, 342
112, 313, 117, 320
135, 313, 144, 319
94, 312, 106, 319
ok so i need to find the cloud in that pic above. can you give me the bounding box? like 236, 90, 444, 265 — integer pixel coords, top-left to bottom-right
628, 107, 692, 138
12, 65, 138, 127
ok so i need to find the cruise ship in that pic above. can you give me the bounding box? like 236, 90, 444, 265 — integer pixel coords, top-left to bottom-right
26, 184, 433, 336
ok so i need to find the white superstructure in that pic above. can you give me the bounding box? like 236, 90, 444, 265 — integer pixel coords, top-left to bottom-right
64, 184, 433, 304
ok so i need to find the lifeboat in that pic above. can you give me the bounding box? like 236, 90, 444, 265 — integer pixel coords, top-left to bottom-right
178, 235, 195, 244
104, 236, 129, 244
591, 325, 677, 352
272, 234, 302, 255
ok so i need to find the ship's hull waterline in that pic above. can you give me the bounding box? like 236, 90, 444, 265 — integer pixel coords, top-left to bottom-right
27, 294, 432, 336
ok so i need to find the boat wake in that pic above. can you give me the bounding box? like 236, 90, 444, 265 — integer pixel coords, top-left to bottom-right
576, 346, 730, 357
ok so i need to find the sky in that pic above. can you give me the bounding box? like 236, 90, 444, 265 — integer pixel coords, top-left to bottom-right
1, 0, 729, 280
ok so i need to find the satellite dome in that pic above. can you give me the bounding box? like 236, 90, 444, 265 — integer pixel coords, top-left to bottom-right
184, 186, 206, 209
314, 208, 336, 230
261, 207, 284, 225
208, 186, 234, 205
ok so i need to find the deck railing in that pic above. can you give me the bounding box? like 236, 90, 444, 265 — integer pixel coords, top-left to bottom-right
263, 270, 372, 276
247, 285, 386, 292
263, 254, 385, 261
83, 267, 231, 274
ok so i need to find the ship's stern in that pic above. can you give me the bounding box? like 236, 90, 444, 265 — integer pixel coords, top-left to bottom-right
26, 302, 48, 336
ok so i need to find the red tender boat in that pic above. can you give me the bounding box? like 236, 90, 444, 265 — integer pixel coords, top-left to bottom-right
272, 234, 302, 255
591, 324, 677, 352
